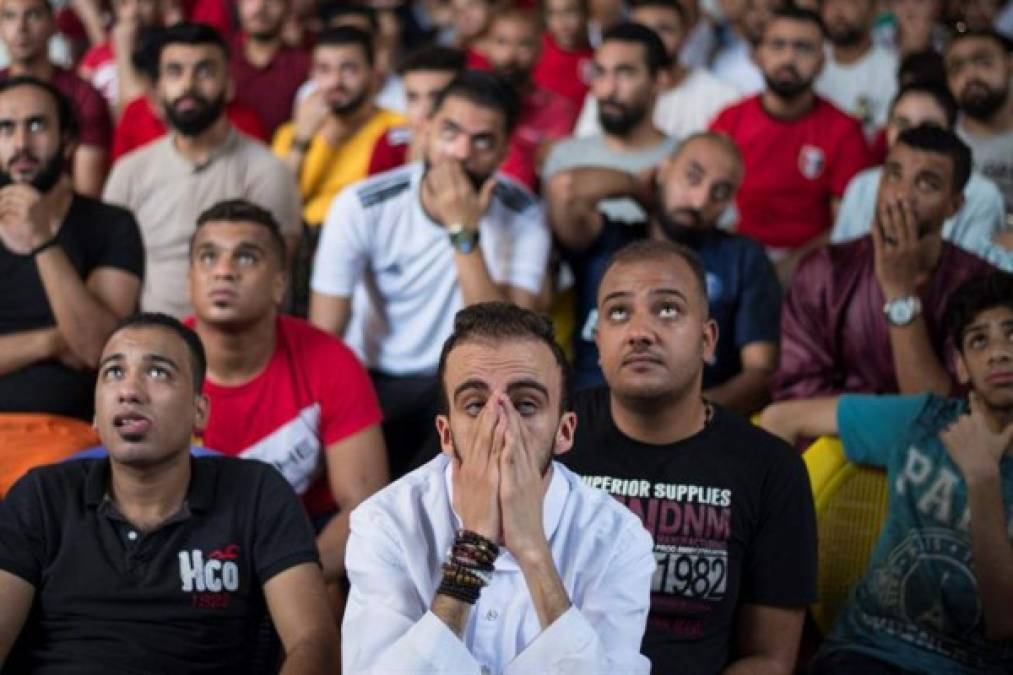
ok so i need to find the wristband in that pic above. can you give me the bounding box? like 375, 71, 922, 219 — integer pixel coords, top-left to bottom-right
29, 236, 59, 257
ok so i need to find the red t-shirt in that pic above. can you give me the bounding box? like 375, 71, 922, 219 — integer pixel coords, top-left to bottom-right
466, 47, 491, 71
186, 315, 383, 518
112, 95, 268, 161
367, 126, 412, 176
500, 84, 578, 191
79, 40, 116, 106
710, 95, 872, 249
229, 34, 310, 137
1, 67, 112, 150
532, 32, 595, 111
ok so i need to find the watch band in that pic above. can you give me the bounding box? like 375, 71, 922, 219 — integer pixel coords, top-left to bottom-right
448, 224, 480, 254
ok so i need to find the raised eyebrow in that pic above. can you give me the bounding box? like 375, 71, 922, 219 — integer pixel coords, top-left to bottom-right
601, 290, 634, 305
651, 288, 689, 302
98, 353, 125, 369
506, 379, 550, 399
147, 354, 181, 372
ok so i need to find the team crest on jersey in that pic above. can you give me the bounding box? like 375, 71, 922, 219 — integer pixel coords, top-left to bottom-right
797, 144, 825, 180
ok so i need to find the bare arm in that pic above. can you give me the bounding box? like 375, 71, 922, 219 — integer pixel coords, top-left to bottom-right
516, 545, 571, 630
430, 592, 473, 638
0, 570, 35, 666
545, 168, 645, 252
758, 397, 840, 445
722, 604, 805, 675
72, 147, 109, 198
705, 342, 778, 416
887, 318, 954, 396
265, 562, 341, 675
316, 425, 388, 582
309, 293, 352, 340
0, 328, 61, 377
37, 254, 140, 368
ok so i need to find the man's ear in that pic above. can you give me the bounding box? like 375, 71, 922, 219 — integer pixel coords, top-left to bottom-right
702, 317, 718, 366
552, 411, 577, 456
435, 414, 456, 458
194, 393, 210, 432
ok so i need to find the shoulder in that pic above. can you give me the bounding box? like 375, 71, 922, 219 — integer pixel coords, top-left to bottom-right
276, 315, 361, 366
711, 408, 808, 480
111, 136, 168, 172
233, 133, 288, 169
381, 125, 413, 148
711, 95, 756, 124
814, 97, 866, 133
69, 194, 137, 227
352, 164, 417, 210
492, 175, 539, 214
557, 463, 653, 550
349, 455, 451, 538
198, 455, 290, 493
80, 41, 114, 68
942, 240, 1000, 275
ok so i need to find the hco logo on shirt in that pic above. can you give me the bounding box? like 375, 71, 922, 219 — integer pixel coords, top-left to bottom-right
179, 545, 241, 608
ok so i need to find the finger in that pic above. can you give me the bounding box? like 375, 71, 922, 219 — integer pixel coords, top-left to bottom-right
464, 399, 494, 465
870, 208, 886, 257
501, 397, 536, 473
896, 199, 917, 247
881, 200, 899, 247
478, 176, 497, 213
967, 391, 984, 419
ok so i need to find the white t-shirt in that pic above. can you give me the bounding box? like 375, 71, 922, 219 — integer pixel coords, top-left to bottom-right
574, 68, 741, 139
709, 35, 765, 95
311, 163, 551, 376
815, 44, 899, 138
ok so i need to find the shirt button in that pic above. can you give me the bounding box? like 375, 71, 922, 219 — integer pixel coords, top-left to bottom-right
486, 609, 498, 621
127, 530, 138, 541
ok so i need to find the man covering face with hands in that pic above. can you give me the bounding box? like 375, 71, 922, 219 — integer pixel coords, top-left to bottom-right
341, 302, 654, 675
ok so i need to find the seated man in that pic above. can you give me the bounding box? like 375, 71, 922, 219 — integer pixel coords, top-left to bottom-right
366, 45, 466, 176
544, 22, 677, 231
832, 82, 1010, 271
760, 270, 1013, 674
309, 71, 550, 479
342, 302, 655, 674
186, 198, 388, 584
561, 240, 816, 674
573, 0, 740, 140
775, 126, 997, 401
0, 77, 142, 495
103, 22, 301, 319
0, 0, 112, 197
0, 313, 338, 672
485, 7, 579, 191
272, 26, 404, 228
564, 131, 781, 414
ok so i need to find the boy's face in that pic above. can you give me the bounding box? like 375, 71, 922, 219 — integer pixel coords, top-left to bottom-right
544, 0, 585, 50
957, 306, 1013, 412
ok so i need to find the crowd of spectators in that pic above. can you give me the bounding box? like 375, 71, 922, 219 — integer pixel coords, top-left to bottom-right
0, 0, 1012, 673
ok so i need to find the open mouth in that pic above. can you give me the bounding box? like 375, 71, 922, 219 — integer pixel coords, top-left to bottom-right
113, 412, 152, 438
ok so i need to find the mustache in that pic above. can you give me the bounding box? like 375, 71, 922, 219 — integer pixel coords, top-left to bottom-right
6, 150, 39, 168
170, 91, 211, 108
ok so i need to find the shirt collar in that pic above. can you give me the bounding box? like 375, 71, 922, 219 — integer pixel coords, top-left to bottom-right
168, 126, 239, 171
442, 455, 569, 570
84, 453, 217, 513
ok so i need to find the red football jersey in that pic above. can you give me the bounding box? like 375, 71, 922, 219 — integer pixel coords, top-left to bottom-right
367, 126, 412, 176
186, 316, 382, 518
532, 32, 595, 111
500, 85, 579, 191
710, 95, 872, 249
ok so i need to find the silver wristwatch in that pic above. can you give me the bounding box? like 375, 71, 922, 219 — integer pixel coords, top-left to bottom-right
883, 295, 922, 327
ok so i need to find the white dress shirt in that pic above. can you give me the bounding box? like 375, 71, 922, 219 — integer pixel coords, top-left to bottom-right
342, 454, 655, 674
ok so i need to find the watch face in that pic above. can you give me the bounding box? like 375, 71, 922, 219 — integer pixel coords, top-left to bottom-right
887, 298, 915, 325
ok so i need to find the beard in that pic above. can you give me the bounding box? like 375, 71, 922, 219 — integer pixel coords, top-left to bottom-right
164, 90, 227, 137
958, 80, 1009, 120
764, 66, 813, 100
493, 62, 531, 90
827, 22, 865, 47
598, 98, 650, 136
0, 143, 66, 192
329, 87, 370, 117
655, 207, 712, 248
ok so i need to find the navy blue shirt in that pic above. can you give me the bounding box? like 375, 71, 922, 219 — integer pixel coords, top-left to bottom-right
566, 220, 782, 390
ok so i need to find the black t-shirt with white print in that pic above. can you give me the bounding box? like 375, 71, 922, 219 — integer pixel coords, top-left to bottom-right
560, 386, 818, 674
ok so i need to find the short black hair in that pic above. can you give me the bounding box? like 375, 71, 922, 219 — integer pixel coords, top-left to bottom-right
602, 21, 672, 75
319, 2, 379, 32
890, 82, 959, 128
432, 70, 521, 134
315, 25, 374, 66
894, 125, 972, 193
946, 28, 1013, 56
397, 45, 466, 76
153, 22, 229, 78
0, 76, 79, 140
630, 0, 688, 26
944, 271, 1013, 354
112, 313, 208, 393
437, 302, 572, 413
767, 6, 826, 37
191, 199, 287, 264
599, 239, 709, 312
898, 49, 948, 88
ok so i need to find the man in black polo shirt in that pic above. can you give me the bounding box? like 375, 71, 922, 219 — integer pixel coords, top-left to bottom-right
560, 240, 817, 675
0, 314, 338, 674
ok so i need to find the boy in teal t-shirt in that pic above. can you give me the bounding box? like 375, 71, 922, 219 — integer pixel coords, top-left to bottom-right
760, 271, 1013, 674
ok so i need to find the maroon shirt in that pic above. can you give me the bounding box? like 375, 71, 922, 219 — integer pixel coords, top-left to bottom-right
773, 237, 996, 400
1, 67, 112, 150
229, 35, 310, 138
